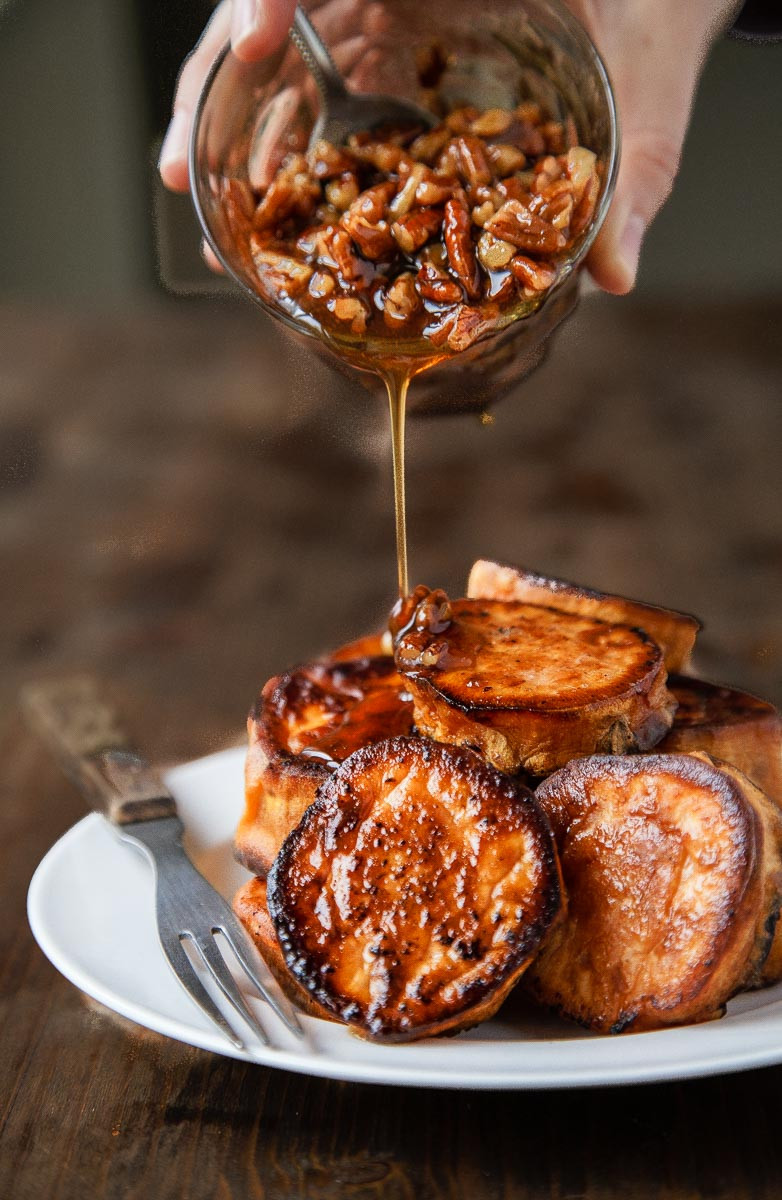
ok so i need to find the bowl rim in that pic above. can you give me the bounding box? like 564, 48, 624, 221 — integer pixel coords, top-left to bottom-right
188, 5, 620, 341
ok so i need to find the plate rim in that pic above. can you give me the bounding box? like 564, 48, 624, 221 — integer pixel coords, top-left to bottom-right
27, 747, 782, 1090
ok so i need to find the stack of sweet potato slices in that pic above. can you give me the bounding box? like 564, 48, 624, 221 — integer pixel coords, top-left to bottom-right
234, 558, 782, 1040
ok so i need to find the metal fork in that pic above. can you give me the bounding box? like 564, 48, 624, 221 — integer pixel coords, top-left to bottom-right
22, 677, 303, 1051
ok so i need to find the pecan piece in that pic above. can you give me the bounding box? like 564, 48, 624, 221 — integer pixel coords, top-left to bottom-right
311, 139, 356, 180
416, 261, 463, 304
390, 164, 427, 218
342, 184, 396, 260
323, 228, 369, 286
564, 147, 598, 204
414, 170, 454, 208
391, 208, 442, 254
570, 169, 600, 239
477, 231, 516, 271
330, 296, 369, 333
409, 126, 450, 164
443, 196, 481, 300
509, 255, 557, 292
325, 172, 360, 212
308, 270, 336, 299
469, 108, 514, 138
447, 303, 502, 352
251, 246, 313, 296
383, 273, 421, 328
484, 199, 565, 256
455, 135, 492, 190
253, 154, 319, 231
487, 144, 527, 177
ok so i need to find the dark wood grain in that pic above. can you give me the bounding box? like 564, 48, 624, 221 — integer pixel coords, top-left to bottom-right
1, 294, 781, 1200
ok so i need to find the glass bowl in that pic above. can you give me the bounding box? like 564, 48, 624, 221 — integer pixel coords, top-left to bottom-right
189, 0, 619, 415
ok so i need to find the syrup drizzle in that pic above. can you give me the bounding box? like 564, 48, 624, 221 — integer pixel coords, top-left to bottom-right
384, 368, 411, 598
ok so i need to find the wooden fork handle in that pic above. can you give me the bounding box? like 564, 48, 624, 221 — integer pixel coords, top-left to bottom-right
20, 676, 177, 825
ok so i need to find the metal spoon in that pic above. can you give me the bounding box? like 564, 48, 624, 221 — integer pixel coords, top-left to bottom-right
290, 5, 435, 147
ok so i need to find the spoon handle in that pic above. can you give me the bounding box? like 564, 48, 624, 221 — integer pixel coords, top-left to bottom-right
291, 6, 349, 103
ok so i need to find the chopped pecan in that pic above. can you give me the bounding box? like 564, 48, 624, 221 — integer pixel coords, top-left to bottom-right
253, 155, 319, 231
487, 143, 527, 177
330, 296, 369, 333
409, 126, 450, 164
540, 121, 566, 154
323, 228, 369, 286
383, 273, 422, 327
414, 170, 454, 208
390, 164, 427, 218
310, 140, 356, 180
515, 101, 543, 125
484, 199, 565, 256
570, 168, 600, 239
485, 270, 516, 303
469, 108, 514, 138
447, 303, 502, 352
443, 197, 481, 299
416, 261, 463, 304
348, 139, 407, 173
391, 208, 443, 254
477, 231, 516, 271
455, 136, 492, 190
471, 200, 496, 228
509, 255, 558, 292
308, 270, 336, 299
324, 172, 360, 212
342, 184, 396, 260
516, 122, 546, 159
445, 106, 480, 134
564, 147, 598, 203
251, 246, 313, 296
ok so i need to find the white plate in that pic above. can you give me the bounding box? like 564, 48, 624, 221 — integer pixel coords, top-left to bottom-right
28, 747, 782, 1089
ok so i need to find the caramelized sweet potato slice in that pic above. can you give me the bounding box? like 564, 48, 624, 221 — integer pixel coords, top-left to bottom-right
233, 877, 334, 1020
527, 753, 782, 1032
267, 736, 562, 1041
659, 675, 782, 804
392, 587, 676, 775
467, 559, 700, 672
237, 644, 414, 875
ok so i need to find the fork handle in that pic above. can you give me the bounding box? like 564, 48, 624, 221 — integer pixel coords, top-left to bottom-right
20, 676, 177, 825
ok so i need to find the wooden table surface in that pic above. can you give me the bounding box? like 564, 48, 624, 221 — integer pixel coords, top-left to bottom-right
2, 293, 781, 1199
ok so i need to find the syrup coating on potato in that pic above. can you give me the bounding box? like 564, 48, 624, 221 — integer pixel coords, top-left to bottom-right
467, 558, 700, 673
527, 753, 782, 1032
237, 643, 414, 875
391, 587, 675, 774
267, 736, 562, 1041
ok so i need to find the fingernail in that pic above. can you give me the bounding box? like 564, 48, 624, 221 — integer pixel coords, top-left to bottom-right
232, 0, 261, 51
158, 109, 189, 172
618, 212, 645, 287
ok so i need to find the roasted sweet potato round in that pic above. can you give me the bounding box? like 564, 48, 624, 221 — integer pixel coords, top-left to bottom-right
527, 752, 782, 1033
267, 736, 562, 1041
392, 587, 676, 775
233, 877, 334, 1021
237, 644, 414, 875
466, 559, 700, 673
659, 675, 782, 805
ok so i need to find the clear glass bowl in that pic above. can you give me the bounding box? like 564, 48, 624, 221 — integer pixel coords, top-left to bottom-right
189, 0, 619, 415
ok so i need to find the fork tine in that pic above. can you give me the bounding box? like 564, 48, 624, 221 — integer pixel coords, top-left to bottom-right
217, 919, 305, 1037
188, 933, 271, 1047
159, 934, 248, 1051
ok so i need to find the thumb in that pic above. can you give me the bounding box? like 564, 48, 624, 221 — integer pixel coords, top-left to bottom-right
587, 128, 684, 294
584, 2, 735, 295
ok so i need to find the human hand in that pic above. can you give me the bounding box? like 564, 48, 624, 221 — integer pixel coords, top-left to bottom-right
158, 0, 739, 291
